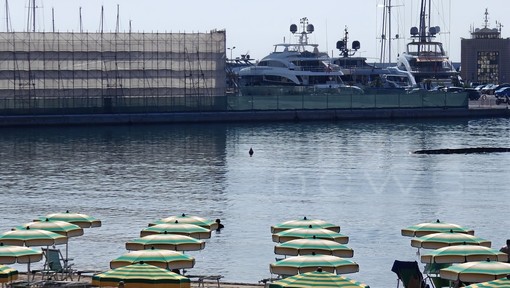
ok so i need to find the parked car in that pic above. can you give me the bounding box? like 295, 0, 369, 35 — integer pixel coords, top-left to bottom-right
495, 87, 510, 97
464, 88, 481, 100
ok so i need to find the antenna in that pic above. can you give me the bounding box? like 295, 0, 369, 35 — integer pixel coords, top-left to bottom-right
115, 4, 120, 33
79, 6, 83, 33
51, 7, 55, 32
5, 0, 10, 32
99, 5, 104, 33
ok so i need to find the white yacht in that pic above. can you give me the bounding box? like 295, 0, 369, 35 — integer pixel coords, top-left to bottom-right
238, 18, 361, 95
394, 0, 462, 89
333, 27, 415, 90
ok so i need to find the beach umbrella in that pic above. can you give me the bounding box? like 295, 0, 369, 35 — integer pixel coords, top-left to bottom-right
149, 214, 217, 230
0, 265, 18, 284
269, 269, 369, 288
465, 275, 510, 287
126, 234, 205, 251
15, 219, 83, 238
0, 243, 43, 264
271, 217, 341, 233
110, 248, 195, 270
274, 237, 354, 258
37, 211, 101, 228
411, 232, 491, 250
272, 227, 349, 244
421, 245, 508, 264
0, 228, 67, 247
140, 223, 211, 239
440, 259, 510, 283
270, 254, 359, 276
92, 263, 191, 288
402, 219, 474, 237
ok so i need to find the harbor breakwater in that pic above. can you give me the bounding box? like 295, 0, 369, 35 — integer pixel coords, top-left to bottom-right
0, 107, 508, 127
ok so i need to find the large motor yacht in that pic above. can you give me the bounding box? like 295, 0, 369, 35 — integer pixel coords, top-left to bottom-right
238, 17, 361, 95
395, 0, 462, 89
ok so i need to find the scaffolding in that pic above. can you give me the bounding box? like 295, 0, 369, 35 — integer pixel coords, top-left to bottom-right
0, 31, 226, 114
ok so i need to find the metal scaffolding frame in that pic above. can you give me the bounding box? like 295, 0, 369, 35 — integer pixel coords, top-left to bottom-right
0, 30, 226, 113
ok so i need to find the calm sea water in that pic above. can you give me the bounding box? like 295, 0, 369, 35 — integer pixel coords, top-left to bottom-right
1, 118, 510, 287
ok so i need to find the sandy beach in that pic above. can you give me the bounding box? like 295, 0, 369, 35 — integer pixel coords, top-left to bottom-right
14, 272, 264, 288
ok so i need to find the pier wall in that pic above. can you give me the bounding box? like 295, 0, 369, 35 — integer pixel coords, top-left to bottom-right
0, 107, 507, 127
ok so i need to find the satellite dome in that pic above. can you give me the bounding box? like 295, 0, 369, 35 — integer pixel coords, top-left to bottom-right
306, 24, 314, 33
410, 27, 419, 36
290, 24, 297, 34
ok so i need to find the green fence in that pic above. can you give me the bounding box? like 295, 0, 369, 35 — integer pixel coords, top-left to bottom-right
227, 89, 468, 111
0, 89, 467, 116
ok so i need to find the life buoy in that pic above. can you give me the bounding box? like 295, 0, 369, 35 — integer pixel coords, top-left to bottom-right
481, 94, 487, 101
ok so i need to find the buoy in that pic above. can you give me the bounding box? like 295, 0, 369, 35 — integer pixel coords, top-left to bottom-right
249, 148, 254, 157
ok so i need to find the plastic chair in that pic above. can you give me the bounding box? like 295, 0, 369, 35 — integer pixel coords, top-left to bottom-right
391, 260, 429, 288
41, 247, 76, 281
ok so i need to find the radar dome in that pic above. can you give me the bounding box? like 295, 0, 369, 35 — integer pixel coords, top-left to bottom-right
306, 24, 314, 33
336, 40, 345, 50
290, 24, 297, 34
352, 41, 360, 50
410, 27, 419, 36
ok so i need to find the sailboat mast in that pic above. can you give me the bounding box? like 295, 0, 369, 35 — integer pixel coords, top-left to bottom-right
419, 0, 427, 42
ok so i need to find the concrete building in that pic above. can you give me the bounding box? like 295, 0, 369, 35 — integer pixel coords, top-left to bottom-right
461, 9, 510, 85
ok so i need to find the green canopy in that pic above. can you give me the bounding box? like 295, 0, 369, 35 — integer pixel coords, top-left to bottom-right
271, 217, 340, 234
110, 248, 195, 270
270, 254, 359, 276
421, 245, 508, 264
440, 260, 510, 283
0, 228, 67, 247
126, 234, 205, 251
465, 275, 510, 287
273, 227, 349, 244
149, 214, 217, 230
269, 270, 369, 288
275, 238, 354, 257
0, 244, 43, 264
411, 232, 491, 249
92, 263, 190, 288
16, 219, 83, 238
402, 219, 474, 237
38, 211, 101, 228
0, 264, 18, 284
140, 223, 211, 239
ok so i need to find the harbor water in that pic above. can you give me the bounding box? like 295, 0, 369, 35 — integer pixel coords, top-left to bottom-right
1, 117, 510, 287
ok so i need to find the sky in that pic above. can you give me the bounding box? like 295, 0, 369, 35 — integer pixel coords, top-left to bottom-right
2, 0, 508, 63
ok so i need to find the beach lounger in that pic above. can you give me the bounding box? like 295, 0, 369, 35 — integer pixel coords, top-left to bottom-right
38, 248, 76, 281
391, 260, 429, 288
186, 274, 224, 288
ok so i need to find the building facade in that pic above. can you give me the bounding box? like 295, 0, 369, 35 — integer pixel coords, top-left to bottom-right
461, 10, 510, 85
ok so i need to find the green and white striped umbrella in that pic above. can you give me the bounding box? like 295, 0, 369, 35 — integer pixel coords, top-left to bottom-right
411, 232, 491, 249
421, 245, 508, 264
15, 219, 84, 238
440, 260, 510, 283
402, 219, 474, 237
0, 243, 43, 264
0, 228, 67, 247
92, 263, 190, 288
273, 227, 349, 244
126, 234, 205, 251
140, 223, 211, 239
149, 214, 217, 230
110, 248, 195, 270
37, 211, 101, 228
275, 238, 354, 258
270, 254, 359, 276
269, 269, 369, 288
271, 217, 341, 234
465, 275, 510, 287
0, 264, 18, 284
